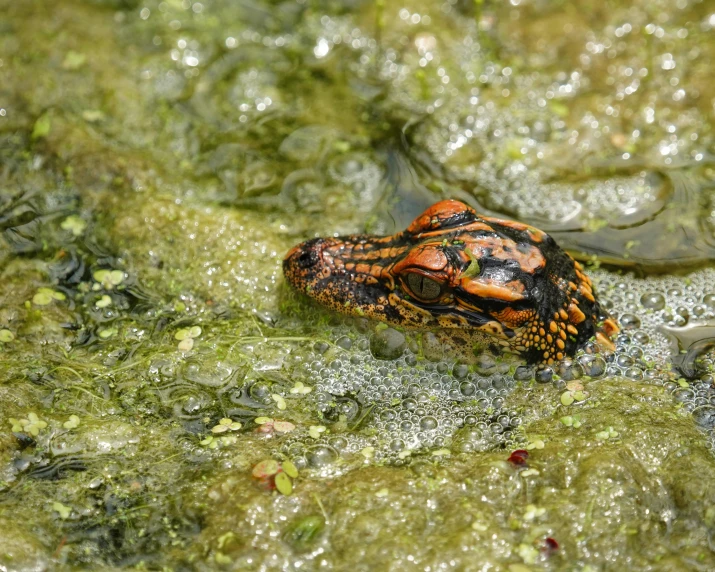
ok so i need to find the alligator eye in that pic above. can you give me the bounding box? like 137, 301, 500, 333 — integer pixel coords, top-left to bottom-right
406, 273, 442, 300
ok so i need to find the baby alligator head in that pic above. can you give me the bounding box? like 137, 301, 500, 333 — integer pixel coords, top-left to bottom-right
283, 200, 618, 364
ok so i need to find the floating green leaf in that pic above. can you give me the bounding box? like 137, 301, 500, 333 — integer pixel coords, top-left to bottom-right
60, 215, 87, 236
63, 415, 81, 429
275, 472, 293, 495
52, 502, 72, 519
252, 460, 279, 479
282, 460, 299, 478
32, 113, 51, 139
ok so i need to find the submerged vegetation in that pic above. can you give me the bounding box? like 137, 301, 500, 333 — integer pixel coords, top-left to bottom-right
1, 0, 714, 569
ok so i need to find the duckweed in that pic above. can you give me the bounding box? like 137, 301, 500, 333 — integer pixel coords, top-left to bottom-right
210, 418, 242, 434
252, 460, 280, 479
52, 502, 71, 519
9, 413, 48, 437
31, 112, 51, 140
32, 288, 65, 306
98, 327, 117, 339
255, 418, 296, 434
290, 381, 312, 395
60, 215, 86, 236
282, 461, 299, 479
62, 415, 80, 430
95, 295, 112, 308
595, 426, 620, 440
309, 425, 326, 439
560, 415, 583, 428
274, 472, 293, 496
92, 269, 124, 289
174, 326, 202, 341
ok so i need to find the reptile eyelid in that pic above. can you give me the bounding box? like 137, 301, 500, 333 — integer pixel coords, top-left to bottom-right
405, 272, 443, 300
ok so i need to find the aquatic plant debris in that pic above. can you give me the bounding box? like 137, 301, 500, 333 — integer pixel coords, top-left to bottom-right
0, 0, 714, 569
9, 413, 48, 437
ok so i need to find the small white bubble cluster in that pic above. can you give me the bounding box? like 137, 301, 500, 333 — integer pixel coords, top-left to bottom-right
281, 334, 525, 466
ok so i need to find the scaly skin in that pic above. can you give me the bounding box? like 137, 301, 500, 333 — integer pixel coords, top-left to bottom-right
283, 200, 618, 364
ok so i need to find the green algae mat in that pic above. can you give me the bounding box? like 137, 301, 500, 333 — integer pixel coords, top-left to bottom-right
1, 0, 715, 569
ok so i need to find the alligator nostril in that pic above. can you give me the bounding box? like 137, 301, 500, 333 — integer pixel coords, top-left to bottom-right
295, 249, 319, 269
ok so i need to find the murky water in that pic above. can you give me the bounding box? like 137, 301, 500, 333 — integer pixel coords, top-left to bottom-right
1, 0, 714, 569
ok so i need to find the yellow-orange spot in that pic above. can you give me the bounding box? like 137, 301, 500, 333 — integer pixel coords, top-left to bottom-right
559, 329, 567, 340
602, 318, 619, 337
596, 332, 616, 351
568, 303, 586, 324
567, 324, 579, 335
556, 352, 564, 361
549, 322, 558, 334
546, 334, 553, 343
579, 283, 596, 302
556, 339, 565, 350
539, 327, 545, 337
559, 309, 569, 321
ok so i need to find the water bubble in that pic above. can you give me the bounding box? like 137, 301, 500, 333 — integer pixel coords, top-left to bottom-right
625, 367, 644, 381
557, 360, 583, 381
313, 341, 330, 354
673, 388, 695, 402
578, 354, 606, 377
389, 439, 405, 452
514, 366, 533, 381
616, 334, 632, 345
452, 363, 469, 379
380, 410, 396, 422
460, 382, 476, 396
330, 436, 349, 451
420, 416, 438, 430
633, 331, 650, 345
693, 407, 715, 429
476, 355, 497, 374
535, 367, 554, 383
693, 305, 707, 317
370, 328, 406, 360
640, 292, 665, 310
307, 445, 338, 467
620, 313, 641, 330
335, 336, 352, 350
